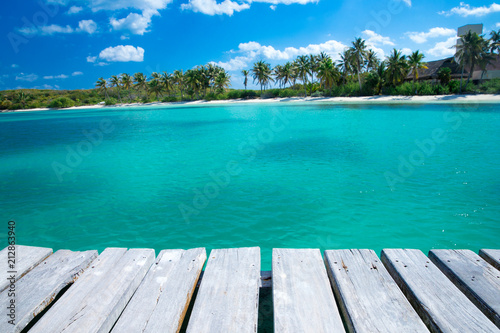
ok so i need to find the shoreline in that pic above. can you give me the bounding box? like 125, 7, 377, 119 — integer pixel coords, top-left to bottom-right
4, 94, 500, 113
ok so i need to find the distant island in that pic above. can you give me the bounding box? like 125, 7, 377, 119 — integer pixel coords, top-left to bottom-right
1, 28, 499, 111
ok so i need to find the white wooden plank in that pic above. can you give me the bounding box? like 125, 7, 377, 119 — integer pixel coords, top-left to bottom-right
480, 249, 500, 271
30, 248, 155, 333
112, 248, 206, 333
186, 247, 260, 333
324, 249, 427, 333
0, 249, 98, 333
0, 245, 52, 292
429, 249, 500, 328
273, 248, 345, 333
382, 249, 500, 333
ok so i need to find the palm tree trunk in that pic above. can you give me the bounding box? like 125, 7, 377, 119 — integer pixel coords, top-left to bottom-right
357, 59, 362, 91
459, 66, 464, 94
465, 62, 475, 87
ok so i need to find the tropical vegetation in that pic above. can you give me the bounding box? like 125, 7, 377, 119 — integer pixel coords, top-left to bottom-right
1, 29, 499, 110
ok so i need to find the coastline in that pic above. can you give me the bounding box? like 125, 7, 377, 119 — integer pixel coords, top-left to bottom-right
4, 94, 500, 113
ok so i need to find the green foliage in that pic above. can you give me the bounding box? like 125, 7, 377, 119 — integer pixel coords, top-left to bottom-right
477, 78, 500, 94
437, 67, 452, 85
433, 84, 450, 95
48, 97, 75, 108
448, 80, 461, 94
162, 96, 180, 102
105, 98, 117, 106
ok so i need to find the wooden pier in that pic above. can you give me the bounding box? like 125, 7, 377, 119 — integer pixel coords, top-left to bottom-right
1, 245, 499, 332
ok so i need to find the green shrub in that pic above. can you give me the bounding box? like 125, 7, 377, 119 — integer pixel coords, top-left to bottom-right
311, 91, 324, 97
417, 82, 435, 95
48, 97, 75, 108
162, 96, 180, 102
448, 80, 461, 94
477, 78, 500, 94
433, 84, 450, 95
105, 98, 117, 106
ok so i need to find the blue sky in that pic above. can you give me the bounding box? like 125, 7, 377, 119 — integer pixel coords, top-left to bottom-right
1, 0, 499, 90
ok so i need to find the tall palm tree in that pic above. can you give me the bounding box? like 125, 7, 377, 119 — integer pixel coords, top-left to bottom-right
351, 37, 368, 91
455, 31, 487, 91
281, 62, 294, 88
294, 55, 310, 97
120, 73, 133, 102
366, 62, 387, 95
160, 72, 172, 96
489, 29, 500, 54
185, 69, 202, 99
252, 60, 273, 93
109, 75, 122, 103
173, 70, 185, 100
148, 79, 163, 101
338, 48, 354, 86
133, 72, 148, 99
365, 50, 380, 72
386, 49, 408, 86
95, 77, 109, 100
407, 50, 427, 93
317, 56, 339, 92
215, 71, 231, 93
242, 70, 249, 90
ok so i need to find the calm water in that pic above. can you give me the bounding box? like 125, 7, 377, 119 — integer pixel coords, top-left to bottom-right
1, 102, 499, 269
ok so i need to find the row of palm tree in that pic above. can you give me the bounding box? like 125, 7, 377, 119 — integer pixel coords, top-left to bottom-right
245, 29, 500, 96
95, 64, 231, 102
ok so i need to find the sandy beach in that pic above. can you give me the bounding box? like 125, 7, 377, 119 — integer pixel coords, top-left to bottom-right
4, 94, 500, 113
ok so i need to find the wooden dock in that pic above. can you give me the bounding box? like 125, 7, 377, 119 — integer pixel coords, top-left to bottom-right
1, 245, 499, 333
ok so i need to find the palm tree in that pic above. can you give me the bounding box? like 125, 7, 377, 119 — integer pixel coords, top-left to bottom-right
281, 62, 294, 88
317, 56, 339, 92
185, 69, 202, 99
365, 50, 380, 72
351, 37, 368, 91
489, 29, 500, 54
95, 77, 109, 100
294, 55, 310, 97
148, 79, 163, 101
273, 64, 284, 88
252, 60, 273, 93
455, 31, 487, 91
386, 49, 408, 86
338, 48, 354, 86
173, 70, 185, 100
437, 67, 452, 85
133, 72, 148, 99
366, 62, 387, 95
160, 72, 172, 96
215, 71, 231, 93
109, 75, 123, 103
407, 51, 427, 93
242, 70, 249, 90
120, 73, 133, 102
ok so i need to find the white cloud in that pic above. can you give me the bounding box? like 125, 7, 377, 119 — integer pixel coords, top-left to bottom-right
407, 27, 456, 44
496, 22, 500, 28
181, 0, 250, 16
77, 20, 97, 34
87, 56, 98, 63
72, 71, 83, 76
401, 48, 412, 55
362, 30, 394, 46
251, 0, 318, 4
427, 37, 457, 57
19, 24, 74, 35
215, 39, 347, 71
15, 73, 38, 82
439, 2, 500, 17
67, 6, 83, 14
98, 45, 145, 62
120, 35, 130, 40
43, 74, 69, 79
270, 5, 276, 10
401, 0, 411, 6
110, 12, 153, 35
11, 64, 19, 68
90, 0, 173, 12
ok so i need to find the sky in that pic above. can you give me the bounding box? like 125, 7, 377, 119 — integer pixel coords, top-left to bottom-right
1, 0, 499, 90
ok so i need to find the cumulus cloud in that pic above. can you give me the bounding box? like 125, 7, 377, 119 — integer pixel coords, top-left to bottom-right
15, 73, 38, 82
181, 0, 250, 16
87, 56, 98, 63
110, 12, 153, 35
43, 74, 69, 79
19, 24, 74, 35
182, 0, 318, 15
72, 71, 83, 76
401, 48, 413, 55
496, 22, 500, 28
439, 2, 500, 17
406, 27, 456, 44
67, 6, 83, 14
427, 37, 457, 57
215, 39, 347, 71
77, 20, 98, 34
97, 45, 145, 62
362, 30, 394, 46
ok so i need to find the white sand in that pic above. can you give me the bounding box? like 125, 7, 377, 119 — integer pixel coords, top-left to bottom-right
5, 94, 500, 113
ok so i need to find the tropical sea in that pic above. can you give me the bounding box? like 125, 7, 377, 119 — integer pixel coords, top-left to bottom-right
1, 101, 499, 270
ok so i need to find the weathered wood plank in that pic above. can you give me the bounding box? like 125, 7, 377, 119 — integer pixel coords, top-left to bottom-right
112, 248, 206, 333
273, 248, 345, 333
0, 249, 97, 333
186, 247, 260, 333
480, 249, 500, 271
382, 249, 500, 333
324, 249, 427, 333
429, 249, 500, 328
30, 248, 155, 333
0, 245, 52, 292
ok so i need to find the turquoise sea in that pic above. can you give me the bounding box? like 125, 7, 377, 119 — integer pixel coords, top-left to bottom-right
1, 102, 499, 269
